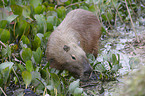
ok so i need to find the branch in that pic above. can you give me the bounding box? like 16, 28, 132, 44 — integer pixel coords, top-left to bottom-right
66, 2, 82, 8
0, 87, 7, 96
0, 41, 6, 48
125, 0, 140, 43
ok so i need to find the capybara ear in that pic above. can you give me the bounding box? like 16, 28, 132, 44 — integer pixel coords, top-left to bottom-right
63, 45, 70, 52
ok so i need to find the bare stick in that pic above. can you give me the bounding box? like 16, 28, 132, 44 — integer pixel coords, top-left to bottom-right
12, 66, 21, 87
111, 0, 123, 23
125, 0, 140, 43
0, 87, 7, 96
66, 2, 82, 8
0, 41, 6, 48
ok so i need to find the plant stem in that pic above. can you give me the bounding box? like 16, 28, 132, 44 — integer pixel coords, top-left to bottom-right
12, 66, 21, 87
0, 41, 6, 48
111, 0, 123, 23
125, 0, 140, 43
43, 87, 47, 96
0, 87, 7, 96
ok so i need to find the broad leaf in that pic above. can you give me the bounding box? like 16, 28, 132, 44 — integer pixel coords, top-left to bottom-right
33, 47, 42, 64
22, 71, 32, 87
30, 0, 42, 8
50, 73, 60, 88
0, 29, 10, 43
22, 48, 32, 62
22, 35, 30, 44
26, 60, 33, 72
11, 5, 23, 16
74, 88, 83, 96
69, 79, 80, 93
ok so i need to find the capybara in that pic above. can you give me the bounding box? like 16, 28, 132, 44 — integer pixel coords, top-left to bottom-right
46, 9, 101, 78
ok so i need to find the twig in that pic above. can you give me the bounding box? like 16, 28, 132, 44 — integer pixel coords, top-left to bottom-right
43, 87, 47, 96
12, 53, 25, 65
125, 0, 140, 43
105, 13, 113, 30
129, 44, 137, 54
81, 81, 99, 88
12, 66, 21, 88
112, 0, 123, 23
0, 87, 7, 96
96, 5, 110, 35
66, 2, 82, 8
0, 41, 6, 48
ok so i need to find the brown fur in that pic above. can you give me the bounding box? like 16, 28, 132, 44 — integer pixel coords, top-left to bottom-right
46, 9, 101, 78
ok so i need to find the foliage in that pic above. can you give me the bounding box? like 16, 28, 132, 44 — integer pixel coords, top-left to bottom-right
88, 53, 122, 81
0, 0, 144, 95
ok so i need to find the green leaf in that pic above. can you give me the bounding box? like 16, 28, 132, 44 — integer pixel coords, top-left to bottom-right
43, 32, 51, 40
56, 6, 66, 19
31, 71, 41, 87
11, 5, 23, 16
117, 54, 120, 64
37, 33, 44, 42
101, 14, 107, 21
107, 11, 113, 21
18, 64, 25, 72
32, 35, 41, 50
2, 44, 11, 58
22, 48, 32, 62
33, 47, 42, 64
47, 16, 55, 25
6, 44, 11, 57
101, 26, 107, 35
64, 0, 71, 5
14, 76, 18, 84
0, 74, 3, 87
30, 0, 42, 8
26, 60, 33, 72
22, 71, 32, 87
34, 5, 43, 14
2, 48, 7, 57
16, 20, 30, 36
0, 62, 14, 71
112, 54, 117, 65
0, 62, 14, 85
9, 0, 16, 5
74, 88, 83, 96
34, 5, 46, 14
69, 79, 80, 93
6, 14, 18, 24
21, 35, 30, 44
34, 14, 47, 33
50, 73, 60, 88
22, 6, 31, 18
108, 61, 112, 69
95, 64, 106, 73
1, 67, 10, 84
0, 20, 7, 28
89, 5, 96, 12
0, 29, 10, 43
47, 22, 53, 31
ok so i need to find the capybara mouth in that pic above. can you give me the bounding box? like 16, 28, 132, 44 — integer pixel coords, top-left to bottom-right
80, 71, 101, 82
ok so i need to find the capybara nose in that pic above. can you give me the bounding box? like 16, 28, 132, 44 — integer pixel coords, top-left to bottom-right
84, 64, 93, 75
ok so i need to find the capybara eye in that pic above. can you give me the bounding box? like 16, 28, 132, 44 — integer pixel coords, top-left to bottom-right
71, 55, 76, 60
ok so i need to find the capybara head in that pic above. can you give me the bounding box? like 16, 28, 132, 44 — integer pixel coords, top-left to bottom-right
47, 42, 93, 78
